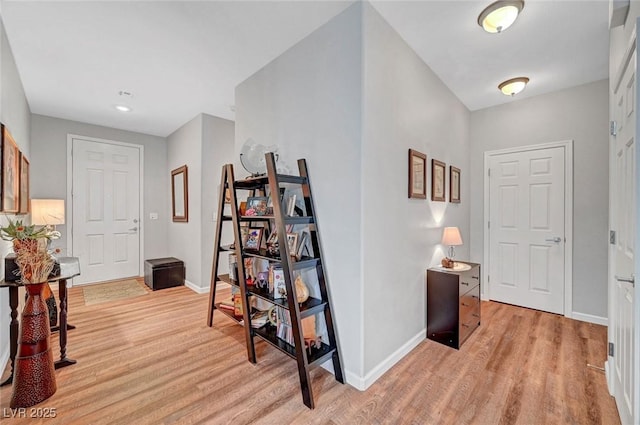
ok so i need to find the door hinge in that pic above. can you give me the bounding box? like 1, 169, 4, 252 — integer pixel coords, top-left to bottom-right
487, 275, 490, 283
610, 230, 616, 245
488, 168, 491, 177
488, 221, 490, 229
609, 342, 614, 357
610, 120, 617, 137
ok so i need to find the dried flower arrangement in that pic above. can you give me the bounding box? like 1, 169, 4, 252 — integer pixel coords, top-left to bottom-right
1, 218, 60, 283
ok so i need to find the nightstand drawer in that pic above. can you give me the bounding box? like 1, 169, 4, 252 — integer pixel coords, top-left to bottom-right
459, 308, 480, 345
459, 285, 480, 315
459, 269, 480, 293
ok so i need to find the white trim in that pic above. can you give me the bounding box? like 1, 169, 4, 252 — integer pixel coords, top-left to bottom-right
347, 328, 427, 391
483, 140, 574, 318
572, 311, 608, 326
605, 359, 614, 395
66, 134, 145, 285
185, 279, 208, 294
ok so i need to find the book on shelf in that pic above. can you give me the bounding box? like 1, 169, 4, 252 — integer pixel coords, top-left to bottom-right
250, 309, 270, 328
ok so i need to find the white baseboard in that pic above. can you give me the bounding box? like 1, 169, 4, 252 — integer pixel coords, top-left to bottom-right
185, 280, 209, 294
347, 329, 426, 391
571, 311, 608, 326
605, 358, 614, 395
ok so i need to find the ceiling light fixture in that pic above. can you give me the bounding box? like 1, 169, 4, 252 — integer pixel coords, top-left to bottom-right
114, 105, 132, 112
498, 77, 529, 96
478, 1, 524, 33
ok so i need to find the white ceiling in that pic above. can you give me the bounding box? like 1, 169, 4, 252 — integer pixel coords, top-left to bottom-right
0, 1, 610, 137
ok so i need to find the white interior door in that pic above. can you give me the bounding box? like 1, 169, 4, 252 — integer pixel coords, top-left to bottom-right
609, 47, 636, 425
71, 137, 141, 285
488, 146, 566, 314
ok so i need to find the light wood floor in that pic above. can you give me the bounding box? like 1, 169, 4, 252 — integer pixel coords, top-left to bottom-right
0, 282, 620, 425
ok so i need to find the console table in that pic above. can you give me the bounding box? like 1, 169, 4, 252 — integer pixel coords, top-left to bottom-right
0, 259, 80, 387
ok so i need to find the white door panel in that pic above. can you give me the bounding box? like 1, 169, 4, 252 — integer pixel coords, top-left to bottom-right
610, 47, 636, 425
72, 138, 141, 284
488, 146, 565, 314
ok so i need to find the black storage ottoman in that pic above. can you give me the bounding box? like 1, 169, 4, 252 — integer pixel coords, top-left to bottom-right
144, 257, 185, 290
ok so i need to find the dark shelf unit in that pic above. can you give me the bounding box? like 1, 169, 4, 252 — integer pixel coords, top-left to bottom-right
206, 153, 344, 409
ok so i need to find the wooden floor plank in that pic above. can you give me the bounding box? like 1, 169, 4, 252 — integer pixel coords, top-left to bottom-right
0, 284, 620, 424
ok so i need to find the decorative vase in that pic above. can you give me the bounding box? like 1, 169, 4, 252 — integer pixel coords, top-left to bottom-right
10, 282, 57, 408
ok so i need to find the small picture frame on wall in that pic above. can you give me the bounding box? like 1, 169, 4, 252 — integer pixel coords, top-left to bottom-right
18, 153, 30, 214
408, 149, 427, 199
431, 159, 446, 202
450, 166, 460, 203
1, 124, 20, 213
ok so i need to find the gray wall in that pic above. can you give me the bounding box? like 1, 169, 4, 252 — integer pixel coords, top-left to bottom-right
235, 3, 364, 380
30, 114, 169, 260
0, 13, 31, 371
469, 80, 609, 318
361, 3, 471, 374
201, 114, 235, 289
167, 114, 203, 288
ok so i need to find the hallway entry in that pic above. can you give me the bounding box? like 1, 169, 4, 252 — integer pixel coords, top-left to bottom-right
69, 135, 143, 285
484, 142, 573, 315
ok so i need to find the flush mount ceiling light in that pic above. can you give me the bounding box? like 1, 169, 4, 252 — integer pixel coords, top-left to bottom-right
498, 77, 530, 96
114, 105, 132, 112
478, 1, 524, 33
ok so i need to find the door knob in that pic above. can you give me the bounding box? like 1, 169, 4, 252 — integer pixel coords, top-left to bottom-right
129, 227, 138, 232
545, 237, 562, 244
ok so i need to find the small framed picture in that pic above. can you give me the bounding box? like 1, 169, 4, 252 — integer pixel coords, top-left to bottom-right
245, 196, 269, 216
18, 153, 30, 214
450, 166, 460, 203
408, 149, 427, 199
286, 233, 298, 255
244, 227, 264, 251
1, 124, 20, 213
266, 230, 279, 255
431, 159, 446, 202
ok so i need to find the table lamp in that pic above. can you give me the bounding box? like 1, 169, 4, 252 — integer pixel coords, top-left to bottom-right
31, 199, 65, 227
441, 226, 463, 268
31, 199, 65, 242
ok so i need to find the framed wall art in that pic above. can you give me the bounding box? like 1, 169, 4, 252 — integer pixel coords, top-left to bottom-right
1, 124, 20, 213
171, 165, 189, 222
18, 153, 30, 214
431, 159, 446, 202
450, 166, 460, 203
408, 149, 427, 199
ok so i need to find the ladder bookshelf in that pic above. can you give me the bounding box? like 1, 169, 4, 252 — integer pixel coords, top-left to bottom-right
206, 153, 344, 409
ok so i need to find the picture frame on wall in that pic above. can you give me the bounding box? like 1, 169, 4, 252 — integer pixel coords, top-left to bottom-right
408, 149, 427, 199
171, 165, 188, 222
18, 153, 30, 214
450, 166, 460, 203
431, 159, 446, 202
1, 124, 20, 213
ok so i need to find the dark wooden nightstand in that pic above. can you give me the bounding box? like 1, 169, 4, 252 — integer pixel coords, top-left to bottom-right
427, 262, 481, 349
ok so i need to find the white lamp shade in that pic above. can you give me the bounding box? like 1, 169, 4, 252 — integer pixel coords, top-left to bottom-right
31, 199, 65, 225
442, 227, 463, 246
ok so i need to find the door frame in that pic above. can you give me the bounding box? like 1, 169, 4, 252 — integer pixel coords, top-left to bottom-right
66, 134, 145, 285
482, 140, 574, 317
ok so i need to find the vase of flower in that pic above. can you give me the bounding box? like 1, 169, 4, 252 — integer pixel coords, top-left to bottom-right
1, 218, 59, 407
10, 281, 57, 407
